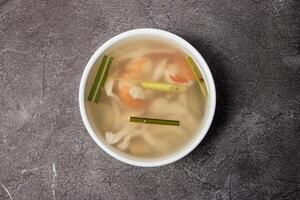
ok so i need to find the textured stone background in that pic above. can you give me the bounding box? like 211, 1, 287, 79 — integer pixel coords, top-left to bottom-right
0, 0, 299, 199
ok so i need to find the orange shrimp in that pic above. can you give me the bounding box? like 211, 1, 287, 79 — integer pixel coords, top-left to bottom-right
117, 57, 151, 109
117, 53, 194, 108
145, 51, 195, 84
166, 52, 195, 84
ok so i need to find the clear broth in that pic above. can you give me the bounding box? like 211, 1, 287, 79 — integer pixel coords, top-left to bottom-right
86, 37, 208, 159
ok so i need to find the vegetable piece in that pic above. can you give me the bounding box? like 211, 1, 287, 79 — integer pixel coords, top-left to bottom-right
88, 55, 113, 103
140, 81, 186, 93
109, 77, 187, 93
129, 116, 180, 126
186, 56, 208, 97
100, 57, 113, 88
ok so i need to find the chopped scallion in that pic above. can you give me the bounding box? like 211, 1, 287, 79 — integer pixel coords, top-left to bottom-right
140, 81, 186, 93
88, 55, 113, 103
186, 56, 208, 97
129, 116, 180, 126
108, 77, 186, 93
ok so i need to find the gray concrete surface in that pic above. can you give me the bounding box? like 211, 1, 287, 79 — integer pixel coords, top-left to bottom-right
0, 0, 299, 199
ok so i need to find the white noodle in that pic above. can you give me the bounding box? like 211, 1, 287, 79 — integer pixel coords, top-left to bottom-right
142, 132, 169, 153
148, 98, 197, 132
104, 79, 121, 104
152, 59, 167, 81
105, 125, 135, 144
105, 109, 145, 145
116, 129, 145, 150
105, 79, 122, 129
116, 134, 132, 150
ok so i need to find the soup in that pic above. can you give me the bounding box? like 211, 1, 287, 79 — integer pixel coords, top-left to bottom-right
85, 37, 208, 159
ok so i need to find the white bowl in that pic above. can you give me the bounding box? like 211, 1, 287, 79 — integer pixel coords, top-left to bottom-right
79, 28, 216, 167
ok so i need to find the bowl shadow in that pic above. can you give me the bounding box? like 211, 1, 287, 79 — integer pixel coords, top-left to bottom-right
179, 35, 235, 163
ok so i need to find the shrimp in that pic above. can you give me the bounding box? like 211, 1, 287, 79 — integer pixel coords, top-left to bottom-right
117, 57, 152, 109
145, 51, 195, 85
165, 52, 195, 85
117, 53, 194, 108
